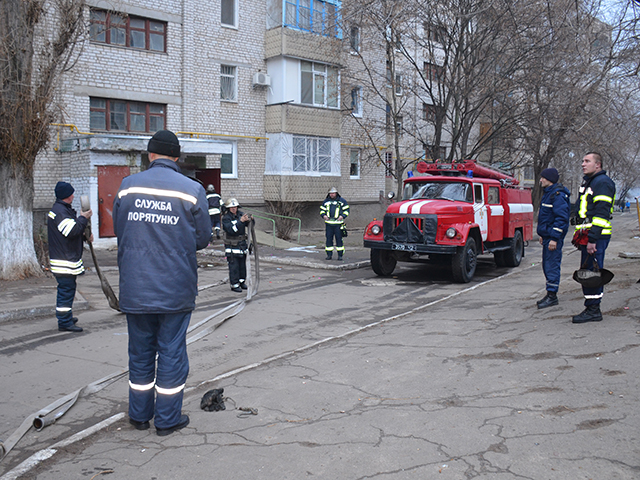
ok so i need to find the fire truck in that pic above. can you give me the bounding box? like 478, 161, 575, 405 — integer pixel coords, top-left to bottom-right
363, 160, 534, 282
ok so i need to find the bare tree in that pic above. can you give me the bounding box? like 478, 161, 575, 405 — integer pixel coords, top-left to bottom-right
0, 0, 85, 280
513, 0, 640, 207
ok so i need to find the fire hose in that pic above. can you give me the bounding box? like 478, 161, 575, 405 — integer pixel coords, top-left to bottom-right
80, 196, 120, 312
0, 215, 259, 462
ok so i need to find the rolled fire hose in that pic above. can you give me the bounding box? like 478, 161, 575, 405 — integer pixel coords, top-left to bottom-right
80, 196, 120, 312
0, 215, 260, 462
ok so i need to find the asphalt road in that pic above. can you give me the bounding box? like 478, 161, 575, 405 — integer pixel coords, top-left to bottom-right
1, 216, 640, 479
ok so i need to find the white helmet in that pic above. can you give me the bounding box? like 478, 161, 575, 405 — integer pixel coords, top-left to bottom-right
206, 184, 215, 193
225, 198, 240, 208
328, 187, 338, 194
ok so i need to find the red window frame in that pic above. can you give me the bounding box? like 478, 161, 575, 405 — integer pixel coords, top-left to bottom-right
89, 9, 166, 52
90, 98, 166, 133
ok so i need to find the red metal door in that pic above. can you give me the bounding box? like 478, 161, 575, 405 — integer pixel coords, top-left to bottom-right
98, 166, 130, 237
195, 169, 221, 195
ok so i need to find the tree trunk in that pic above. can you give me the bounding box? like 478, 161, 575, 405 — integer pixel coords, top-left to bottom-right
0, 162, 42, 280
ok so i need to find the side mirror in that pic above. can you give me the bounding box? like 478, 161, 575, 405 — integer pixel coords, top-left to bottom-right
387, 191, 396, 200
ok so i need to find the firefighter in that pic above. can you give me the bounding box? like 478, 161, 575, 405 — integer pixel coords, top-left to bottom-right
112, 130, 211, 436
47, 181, 93, 332
222, 198, 252, 292
320, 187, 349, 260
536, 168, 570, 309
206, 184, 222, 239
571, 152, 616, 324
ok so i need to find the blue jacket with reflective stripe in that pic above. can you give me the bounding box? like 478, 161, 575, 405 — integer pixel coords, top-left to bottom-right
537, 183, 570, 242
47, 199, 88, 276
113, 158, 212, 313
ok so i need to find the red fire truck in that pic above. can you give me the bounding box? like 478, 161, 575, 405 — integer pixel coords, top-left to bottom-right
363, 160, 534, 282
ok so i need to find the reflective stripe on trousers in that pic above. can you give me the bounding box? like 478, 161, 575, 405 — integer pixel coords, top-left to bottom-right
127, 311, 191, 428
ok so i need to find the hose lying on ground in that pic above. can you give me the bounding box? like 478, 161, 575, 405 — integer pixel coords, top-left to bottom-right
1, 219, 260, 462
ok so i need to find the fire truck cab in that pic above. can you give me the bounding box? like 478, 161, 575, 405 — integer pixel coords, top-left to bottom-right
363, 160, 534, 282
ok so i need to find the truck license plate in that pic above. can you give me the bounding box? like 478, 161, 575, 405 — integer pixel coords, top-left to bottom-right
392, 243, 417, 251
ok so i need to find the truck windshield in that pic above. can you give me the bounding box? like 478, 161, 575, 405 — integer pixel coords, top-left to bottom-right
404, 181, 472, 202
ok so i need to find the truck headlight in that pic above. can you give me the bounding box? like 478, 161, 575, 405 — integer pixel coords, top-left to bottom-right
371, 225, 381, 235
445, 227, 457, 238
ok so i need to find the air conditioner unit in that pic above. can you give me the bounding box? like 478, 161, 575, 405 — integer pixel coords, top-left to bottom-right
252, 72, 271, 86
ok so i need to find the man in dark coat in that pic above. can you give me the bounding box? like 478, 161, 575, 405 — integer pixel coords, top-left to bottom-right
320, 187, 349, 260
47, 181, 93, 332
222, 198, 252, 292
206, 184, 222, 239
536, 168, 570, 309
571, 152, 616, 324
113, 129, 211, 436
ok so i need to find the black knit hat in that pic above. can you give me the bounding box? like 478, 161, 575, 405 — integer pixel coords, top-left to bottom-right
147, 130, 181, 157
540, 168, 559, 184
55, 181, 74, 200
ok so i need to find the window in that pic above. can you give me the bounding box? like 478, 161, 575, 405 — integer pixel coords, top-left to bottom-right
395, 74, 403, 96
423, 22, 446, 44
350, 149, 360, 178
220, 142, 238, 178
220, 65, 237, 102
479, 122, 492, 143
301, 61, 339, 108
221, 0, 237, 27
423, 103, 446, 123
350, 25, 360, 52
488, 186, 500, 204
284, 0, 341, 38
350, 87, 362, 116
293, 136, 332, 173
424, 62, 444, 83
90, 9, 166, 52
474, 184, 484, 203
90, 98, 166, 133
385, 151, 393, 178
424, 144, 446, 161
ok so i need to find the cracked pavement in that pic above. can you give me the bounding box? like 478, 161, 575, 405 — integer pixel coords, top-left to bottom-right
2, 217, 640, 479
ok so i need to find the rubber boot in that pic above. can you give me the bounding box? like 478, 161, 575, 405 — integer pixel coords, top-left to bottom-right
537, 292, 558, 309
572, 305, 603, 323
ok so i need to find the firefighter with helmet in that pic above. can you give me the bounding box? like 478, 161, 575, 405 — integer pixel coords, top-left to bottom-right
222, 198, 252, 292
320, 187, 349, 260
206, 184, 222, 239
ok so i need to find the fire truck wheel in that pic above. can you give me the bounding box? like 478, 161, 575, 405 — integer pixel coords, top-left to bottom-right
501, 230, 524, 267
452, 237, 477, 283
371, 249, 397, 276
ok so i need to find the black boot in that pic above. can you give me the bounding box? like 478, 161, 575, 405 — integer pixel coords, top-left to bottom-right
537, 292, 558, 309
325, 254, 332, 260
572, 305, 603, 323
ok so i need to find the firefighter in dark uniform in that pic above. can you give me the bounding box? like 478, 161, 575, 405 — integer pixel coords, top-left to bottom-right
206, 184, 222, 239
113, 130, 211, 436
47, 181, 93, 332
320, 187, 349, 260
536, 168, 570, 309
222, 198, 252, 292
571, 152, 615, 324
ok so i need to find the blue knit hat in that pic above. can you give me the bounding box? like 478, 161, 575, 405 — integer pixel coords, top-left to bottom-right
540, 168, 559, 184
55, 181, 74, 200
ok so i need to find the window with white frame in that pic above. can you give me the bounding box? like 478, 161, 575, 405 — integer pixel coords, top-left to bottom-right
221, 0, 238, 27
220, 65, 237, 101
349, 148, 360, 178
395, 74, 403, 96
350, 87, 362, 116
284, 0, 341, 38
350, 25, 360, 52
301, 61, 339, 108
293, 136, 332, 173
220, 142, 238, 178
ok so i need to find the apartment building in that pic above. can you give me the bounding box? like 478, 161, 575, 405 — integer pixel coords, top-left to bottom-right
34, 0, 388, 241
